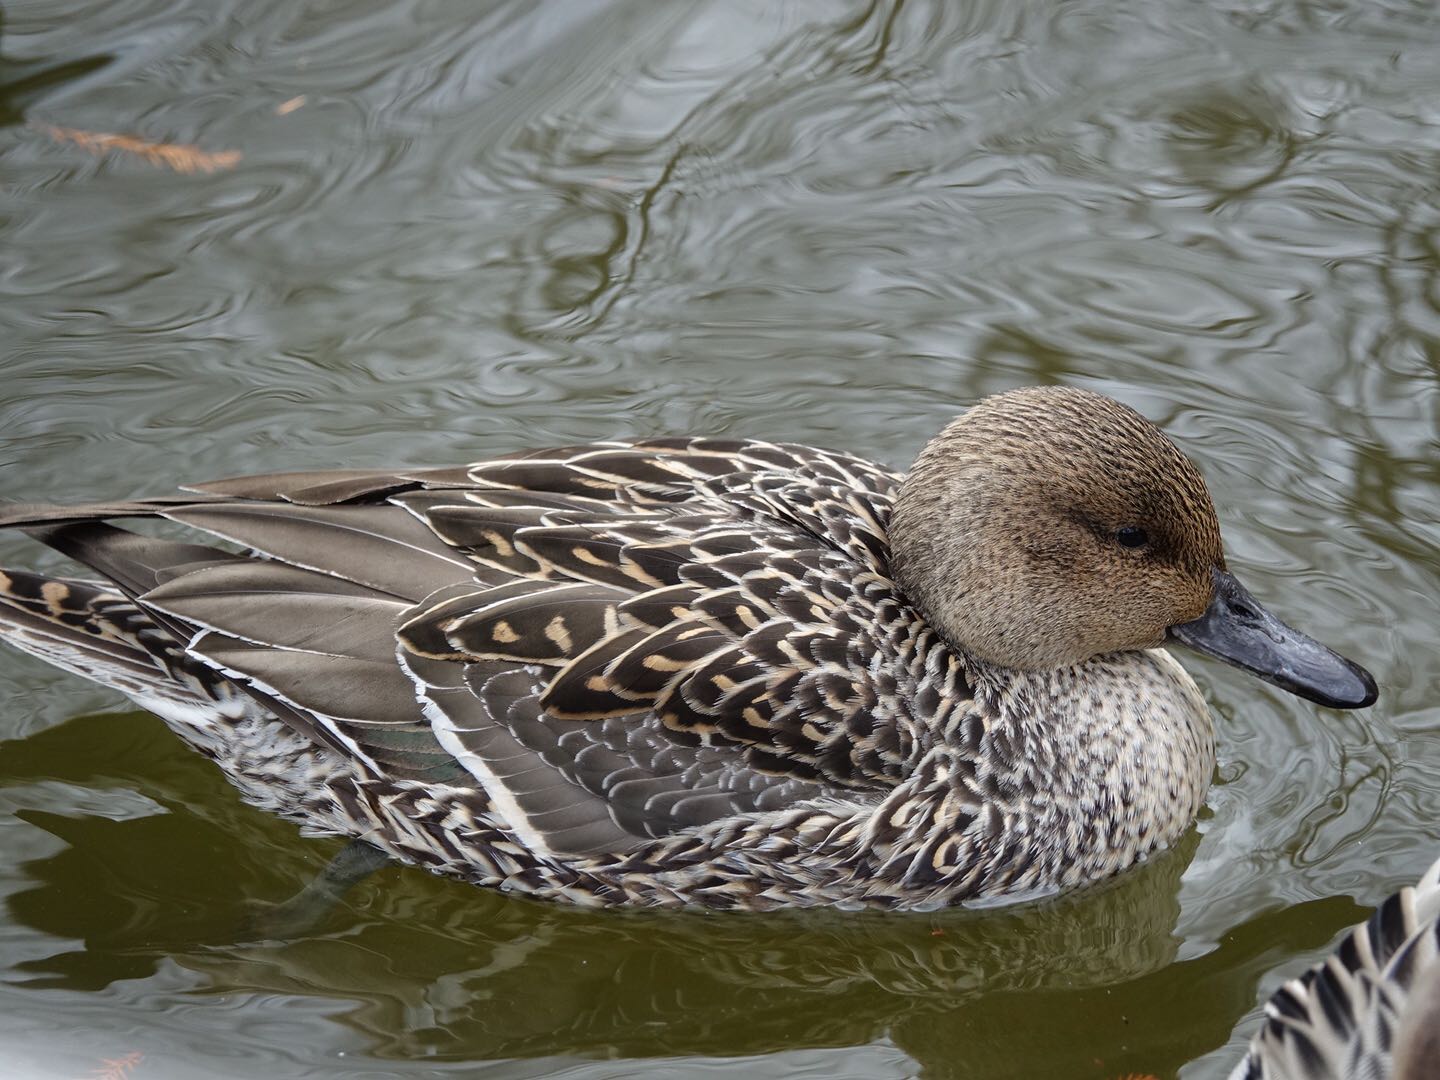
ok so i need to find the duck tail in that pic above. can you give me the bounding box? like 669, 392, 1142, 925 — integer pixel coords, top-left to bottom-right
0, 496, 214, 531
0, 567, 182, 697
0, 507, 257, 720
0, 563, 242, 737
14, 518, 245, 599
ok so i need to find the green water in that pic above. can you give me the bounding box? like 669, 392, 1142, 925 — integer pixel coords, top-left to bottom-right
1, 1, 1437, 1077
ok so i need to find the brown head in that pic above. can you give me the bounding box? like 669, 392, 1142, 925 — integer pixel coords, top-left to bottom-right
890, 386, 1219, 669
888, 386, 1377, 707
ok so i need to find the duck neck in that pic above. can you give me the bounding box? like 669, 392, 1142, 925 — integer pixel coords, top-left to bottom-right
900, 646, 1217, 901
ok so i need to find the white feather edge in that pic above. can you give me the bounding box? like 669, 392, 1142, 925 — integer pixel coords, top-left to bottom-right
187, 630, 384, 775
395, 644, 555, 859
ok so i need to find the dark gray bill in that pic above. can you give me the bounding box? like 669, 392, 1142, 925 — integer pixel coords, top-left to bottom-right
1168, 568, 1378, 709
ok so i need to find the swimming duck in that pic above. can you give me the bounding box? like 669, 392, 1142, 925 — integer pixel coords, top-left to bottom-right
1230, 855, 1440, 1080
0, 387, 1376, 909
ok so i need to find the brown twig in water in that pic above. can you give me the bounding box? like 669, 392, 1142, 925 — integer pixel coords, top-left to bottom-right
81, 1050, 143, 1080
36, 124, 241, 174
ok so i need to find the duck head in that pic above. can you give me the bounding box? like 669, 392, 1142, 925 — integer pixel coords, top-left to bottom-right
888, 386, 1377, 709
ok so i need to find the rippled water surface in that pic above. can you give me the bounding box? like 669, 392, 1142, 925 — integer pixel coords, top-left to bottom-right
1, 1, 1438, 1077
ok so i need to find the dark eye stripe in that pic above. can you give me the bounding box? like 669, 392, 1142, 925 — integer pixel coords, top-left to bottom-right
1116, 526, 1148, 549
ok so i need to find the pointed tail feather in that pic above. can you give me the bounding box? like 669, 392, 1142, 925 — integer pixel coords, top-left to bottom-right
0, 496, 217, 530
0, 568, 189, 696
21, 520, 246, 597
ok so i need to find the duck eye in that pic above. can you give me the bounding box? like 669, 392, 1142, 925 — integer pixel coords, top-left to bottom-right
1116, 526, 1149, 549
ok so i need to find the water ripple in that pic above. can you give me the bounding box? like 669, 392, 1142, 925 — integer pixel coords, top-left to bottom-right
2, 1, 1440, 1076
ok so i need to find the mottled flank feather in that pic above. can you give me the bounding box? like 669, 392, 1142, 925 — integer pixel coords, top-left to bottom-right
1230, 856, 1440, 1080
0, 392, 1234, 909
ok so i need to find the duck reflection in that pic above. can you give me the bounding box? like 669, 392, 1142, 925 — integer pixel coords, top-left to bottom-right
4, 710, 1366, 1077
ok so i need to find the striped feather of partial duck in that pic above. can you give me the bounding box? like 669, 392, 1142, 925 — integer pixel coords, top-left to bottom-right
1230, 856, 1440, 1080
0, 433, 1211, 910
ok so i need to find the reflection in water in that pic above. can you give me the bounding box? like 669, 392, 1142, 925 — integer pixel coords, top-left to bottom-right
0, 54, 112, 129
1162, 84, 1298, 201
0, 6, 113, 129
1, 711, 1367, 1079
1, 0, 1439, 1076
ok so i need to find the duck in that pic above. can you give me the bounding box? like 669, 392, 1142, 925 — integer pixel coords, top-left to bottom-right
1230, 854, 1440, 1080
0, 386, 1377, 910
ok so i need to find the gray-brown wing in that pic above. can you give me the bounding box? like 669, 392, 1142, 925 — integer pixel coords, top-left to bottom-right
390, 470, 924, 793
399, 641, 820, 856
173, 436, 898, 511
3, 436, 926, 859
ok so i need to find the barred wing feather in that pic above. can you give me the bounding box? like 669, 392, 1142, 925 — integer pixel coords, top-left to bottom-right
0, 438, 927, 863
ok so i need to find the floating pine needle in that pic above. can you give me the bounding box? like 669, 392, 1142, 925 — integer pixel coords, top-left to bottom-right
37, 124, 241, 174
275, 95, 306, 115
82, 1051, 143, 1080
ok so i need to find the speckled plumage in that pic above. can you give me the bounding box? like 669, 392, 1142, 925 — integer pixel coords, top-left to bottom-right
1230, 855, 1440, 1080
0, 388, 1332, 910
